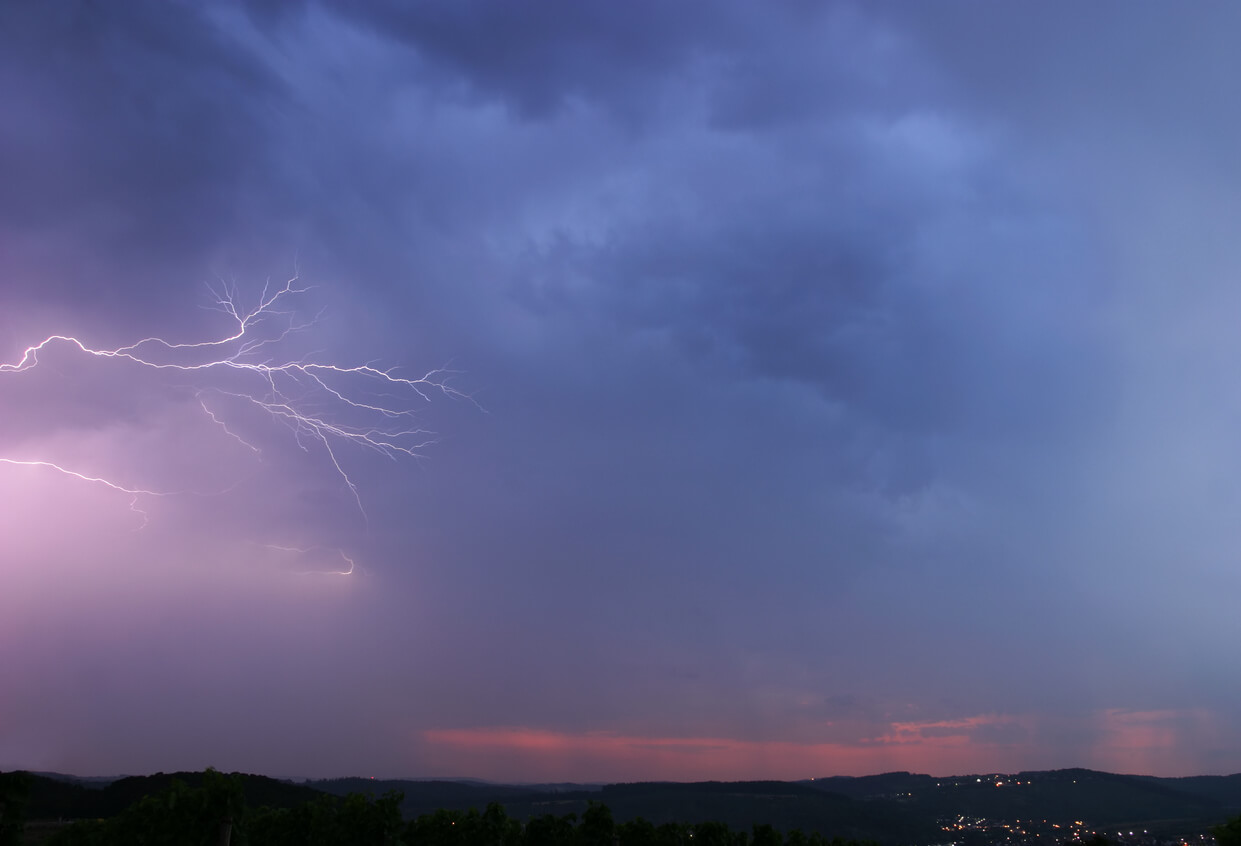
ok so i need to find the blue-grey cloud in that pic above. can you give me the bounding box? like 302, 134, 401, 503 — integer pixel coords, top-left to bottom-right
2, 0, 1239, 779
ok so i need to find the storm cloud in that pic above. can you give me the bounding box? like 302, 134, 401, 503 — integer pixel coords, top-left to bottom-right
1, 1, 1239, 781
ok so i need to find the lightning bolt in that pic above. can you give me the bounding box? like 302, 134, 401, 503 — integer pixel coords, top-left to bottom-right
0, 457, 168, 529
262, 544, 357, 576
197, 392, 262, 454
1, 273, 465, 565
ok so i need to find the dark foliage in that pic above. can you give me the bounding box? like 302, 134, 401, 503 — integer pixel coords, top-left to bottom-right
36, 771, 882, 846
1214, 814, 1241, 846
48, 769, 243, 846
0, 771, 32, 846
23, 769, 321, 822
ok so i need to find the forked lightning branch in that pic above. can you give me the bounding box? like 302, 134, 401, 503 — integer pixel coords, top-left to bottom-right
0, 276, 462, 554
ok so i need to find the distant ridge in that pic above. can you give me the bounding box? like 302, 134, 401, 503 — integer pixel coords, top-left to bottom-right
10, 767, 1240, 845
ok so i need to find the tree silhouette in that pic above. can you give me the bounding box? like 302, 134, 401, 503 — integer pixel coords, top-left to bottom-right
1214, 815, 1241, 846
578, 801, 615, 846
0, 771, 32, 846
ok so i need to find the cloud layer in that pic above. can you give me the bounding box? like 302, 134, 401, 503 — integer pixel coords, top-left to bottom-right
2, 1, 1240, 780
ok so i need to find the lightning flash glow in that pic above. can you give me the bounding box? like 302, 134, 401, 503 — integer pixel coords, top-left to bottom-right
262, 545, 358, 576
0, 457, 170, 529
1, 275, 463, 570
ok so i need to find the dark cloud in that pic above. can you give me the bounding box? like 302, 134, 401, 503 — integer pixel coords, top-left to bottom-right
0, 3, 278, 238
309, 0, 737, 120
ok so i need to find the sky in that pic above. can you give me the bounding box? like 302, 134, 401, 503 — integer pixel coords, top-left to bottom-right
1, 1, 1240, 784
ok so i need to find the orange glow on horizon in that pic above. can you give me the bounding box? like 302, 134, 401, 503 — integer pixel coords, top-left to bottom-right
422, 716, 1028, 782
420, 706, 1223, 782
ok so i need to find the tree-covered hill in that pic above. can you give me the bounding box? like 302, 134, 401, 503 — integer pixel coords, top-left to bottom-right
20, 770, 322, 821
1137, 774, 1241, 811
805, 769, 1231, 833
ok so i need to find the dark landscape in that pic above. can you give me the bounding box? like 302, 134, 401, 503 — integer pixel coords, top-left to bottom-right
5, 6, 1241, 846
3, 768, 1240, 845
